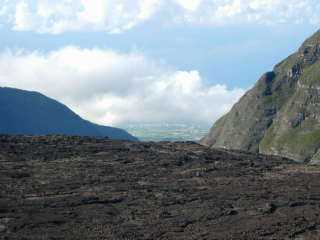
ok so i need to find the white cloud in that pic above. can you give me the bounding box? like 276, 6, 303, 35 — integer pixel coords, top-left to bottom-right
2, 0, 163, 34
174, 0, 202, 11
209, 0, 320, 25
0, 47, 244, 125
13, 1, 35, 31
0, 0, 319, 34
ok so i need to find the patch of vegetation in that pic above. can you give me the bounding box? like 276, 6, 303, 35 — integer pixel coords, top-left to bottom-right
299, 61, 320, 85
259, 124, 276, 151
261, 118, 320, 161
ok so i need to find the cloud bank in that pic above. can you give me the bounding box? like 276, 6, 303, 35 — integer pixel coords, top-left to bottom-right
0, 47, 244, 125
0, 0, 319, 34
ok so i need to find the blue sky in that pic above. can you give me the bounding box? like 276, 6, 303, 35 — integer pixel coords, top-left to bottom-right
0, 0, 319, 126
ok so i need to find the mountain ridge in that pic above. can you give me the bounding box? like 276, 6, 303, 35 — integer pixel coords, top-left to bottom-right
0, 87, 137, 141
201, 30, 320, 163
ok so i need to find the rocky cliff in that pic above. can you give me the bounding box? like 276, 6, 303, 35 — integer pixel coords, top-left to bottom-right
201, 30, 320, 163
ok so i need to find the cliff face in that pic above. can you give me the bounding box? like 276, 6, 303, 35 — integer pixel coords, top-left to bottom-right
201, 30, 320, 163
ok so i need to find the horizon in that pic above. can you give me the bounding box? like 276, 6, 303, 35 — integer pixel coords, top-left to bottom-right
0, 1, 319, 140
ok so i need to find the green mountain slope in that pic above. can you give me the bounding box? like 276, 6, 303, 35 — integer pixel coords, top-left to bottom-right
201, 30, 320, 163
0, 87, 138, 141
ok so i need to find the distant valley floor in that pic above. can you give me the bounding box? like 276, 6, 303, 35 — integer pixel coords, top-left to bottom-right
0, 135, 320, 239
119, 123, 210, 142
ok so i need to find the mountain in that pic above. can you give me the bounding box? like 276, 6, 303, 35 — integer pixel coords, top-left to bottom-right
201, 30, 320, 164
0, 87, 137, 141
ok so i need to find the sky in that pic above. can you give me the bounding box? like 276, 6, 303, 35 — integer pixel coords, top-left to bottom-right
0, 0, 319, 126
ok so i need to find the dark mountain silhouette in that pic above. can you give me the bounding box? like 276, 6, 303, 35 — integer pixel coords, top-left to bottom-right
0, 87, 137, 141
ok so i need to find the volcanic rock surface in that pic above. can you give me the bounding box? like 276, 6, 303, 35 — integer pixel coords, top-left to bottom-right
1, 135, 320, 239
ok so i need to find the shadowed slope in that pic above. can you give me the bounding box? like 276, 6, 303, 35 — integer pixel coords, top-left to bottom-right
0, 87, 137, 141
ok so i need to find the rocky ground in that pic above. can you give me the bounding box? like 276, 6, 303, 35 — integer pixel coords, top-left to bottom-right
0, 135, 320, 240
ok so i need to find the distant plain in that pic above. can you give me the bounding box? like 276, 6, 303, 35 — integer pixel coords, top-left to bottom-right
119, 123, 210, 142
